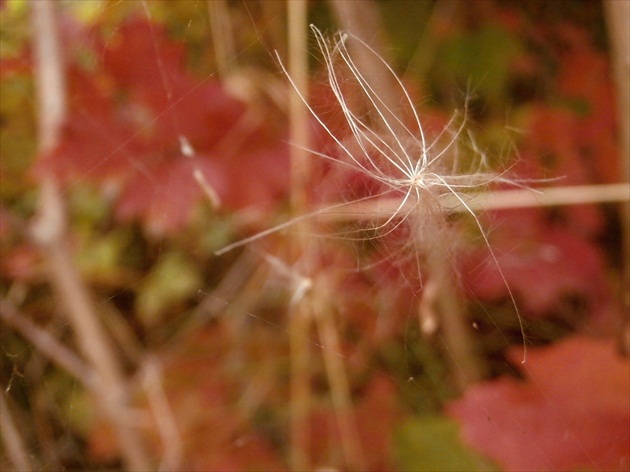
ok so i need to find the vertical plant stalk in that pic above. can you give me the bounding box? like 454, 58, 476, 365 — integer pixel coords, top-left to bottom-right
0, 389, 33, 471
330, 0, 483, 387
330, 0, 401, 132
424, 234, 484, 385
0, 300, 95, 388
288, 3, 367, 469
313, 298, 367, 471
207, 0, 236, 79
29, 3, 150, 470
287, 1, 313, 469
604, 0, 630, 348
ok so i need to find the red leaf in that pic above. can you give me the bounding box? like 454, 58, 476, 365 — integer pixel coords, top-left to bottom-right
31, 17, 290, 234
31, 66, 146, 184
355, 375, 401, 470
142, 327, 286, 471
100, 18, 186, 95
115, 157, 226, 235
462, 209, 611, 321
0, 54, 31, 79
447, 335, 630, 471
306, 375, 400, 469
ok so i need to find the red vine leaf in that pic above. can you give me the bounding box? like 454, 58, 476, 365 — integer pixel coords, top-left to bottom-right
31, 17, 289, 235
462, 207, 613, 325
447, 335, 630, 471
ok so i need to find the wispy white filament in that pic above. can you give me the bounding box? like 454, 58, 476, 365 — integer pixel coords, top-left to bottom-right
215, 24, 529, 360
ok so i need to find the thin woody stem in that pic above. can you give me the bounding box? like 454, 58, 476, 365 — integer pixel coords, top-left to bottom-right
287, 1, 313, 470
316, 183, 630, 223
30, 3, 150, 470
604, 0, 630, 341
0, 389, 33, 471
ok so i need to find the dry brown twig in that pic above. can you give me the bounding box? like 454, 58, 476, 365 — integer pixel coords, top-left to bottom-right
604, 0, 630, 353
0, 389, 33, 472
27, 2, 151, 470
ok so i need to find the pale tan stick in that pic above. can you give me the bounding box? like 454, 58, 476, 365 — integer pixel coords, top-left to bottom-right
425, 242, 485, 385
140, 356, 182, 472
604, 0, 630, 346
462, 184, 630, 210
330, 0, 403, 135
317, 183, 630, 222
290, 3, 368, 469
0, 389, 33, 472
287, 1, 313, 470
604, 1, 630, 176
30, 3, 150, 470
207, 0, 236, 79
0, 300, 96, 388
406, 0, 459, 82
313, 299, 368, 471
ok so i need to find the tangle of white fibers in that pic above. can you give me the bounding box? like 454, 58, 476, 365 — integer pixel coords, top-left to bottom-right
217, 25, 529, 361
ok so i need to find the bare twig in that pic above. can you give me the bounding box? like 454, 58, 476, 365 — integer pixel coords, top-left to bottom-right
604, 0, 630, 349
313, 296, 367, 471
29, 3, 150, 469
287, 2, 313, 470
316, 183, 630, 222
140, 356, 182, 472
0, 390, 34, 472
330, 0, 403, 134
0, 300, 96, 388
207, 0, 236, 79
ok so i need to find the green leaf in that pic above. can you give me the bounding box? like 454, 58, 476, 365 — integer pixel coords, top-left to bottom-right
136, 250, 201, 328
395, 415, 499, 472
432, 24, 522, 110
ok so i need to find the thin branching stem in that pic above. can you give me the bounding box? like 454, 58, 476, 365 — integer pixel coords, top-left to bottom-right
0, 300, 96, 389
29, 3, 150, 469
0, 389, 34, 471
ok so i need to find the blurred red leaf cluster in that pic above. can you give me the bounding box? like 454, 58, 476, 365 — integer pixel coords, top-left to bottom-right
461, 206, 617, 327
460, 8, 622, 334
1, 1, 627, 469
448, 335, 630, 471
32, 17, 289, 235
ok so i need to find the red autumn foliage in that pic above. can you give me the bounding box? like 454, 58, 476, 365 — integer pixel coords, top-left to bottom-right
32, 17, 289, 236
1, 1, 625, 469
461, 206, 616, 327
87, 325, 287, 470
305, 375, 401, 470
447, 335, 630, 471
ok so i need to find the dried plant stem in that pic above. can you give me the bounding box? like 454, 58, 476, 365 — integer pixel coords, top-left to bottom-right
330, 0, 402, 135
460, 184, 630, 210
604, 0, 630, 330
141, 356, 182, 471
34, 188, 151, 471
0, 300, 96, 388
287, 1, 313, 469
313, 300, 367, 470
207, 0, 236, 79
288, 297, 313, 470
406, 0, 459, 83
287, 3, 366, 469
30, 3, 150, 470
423, 236, 485, 386
0, 390, 33, 472
317, 183, 630, 223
